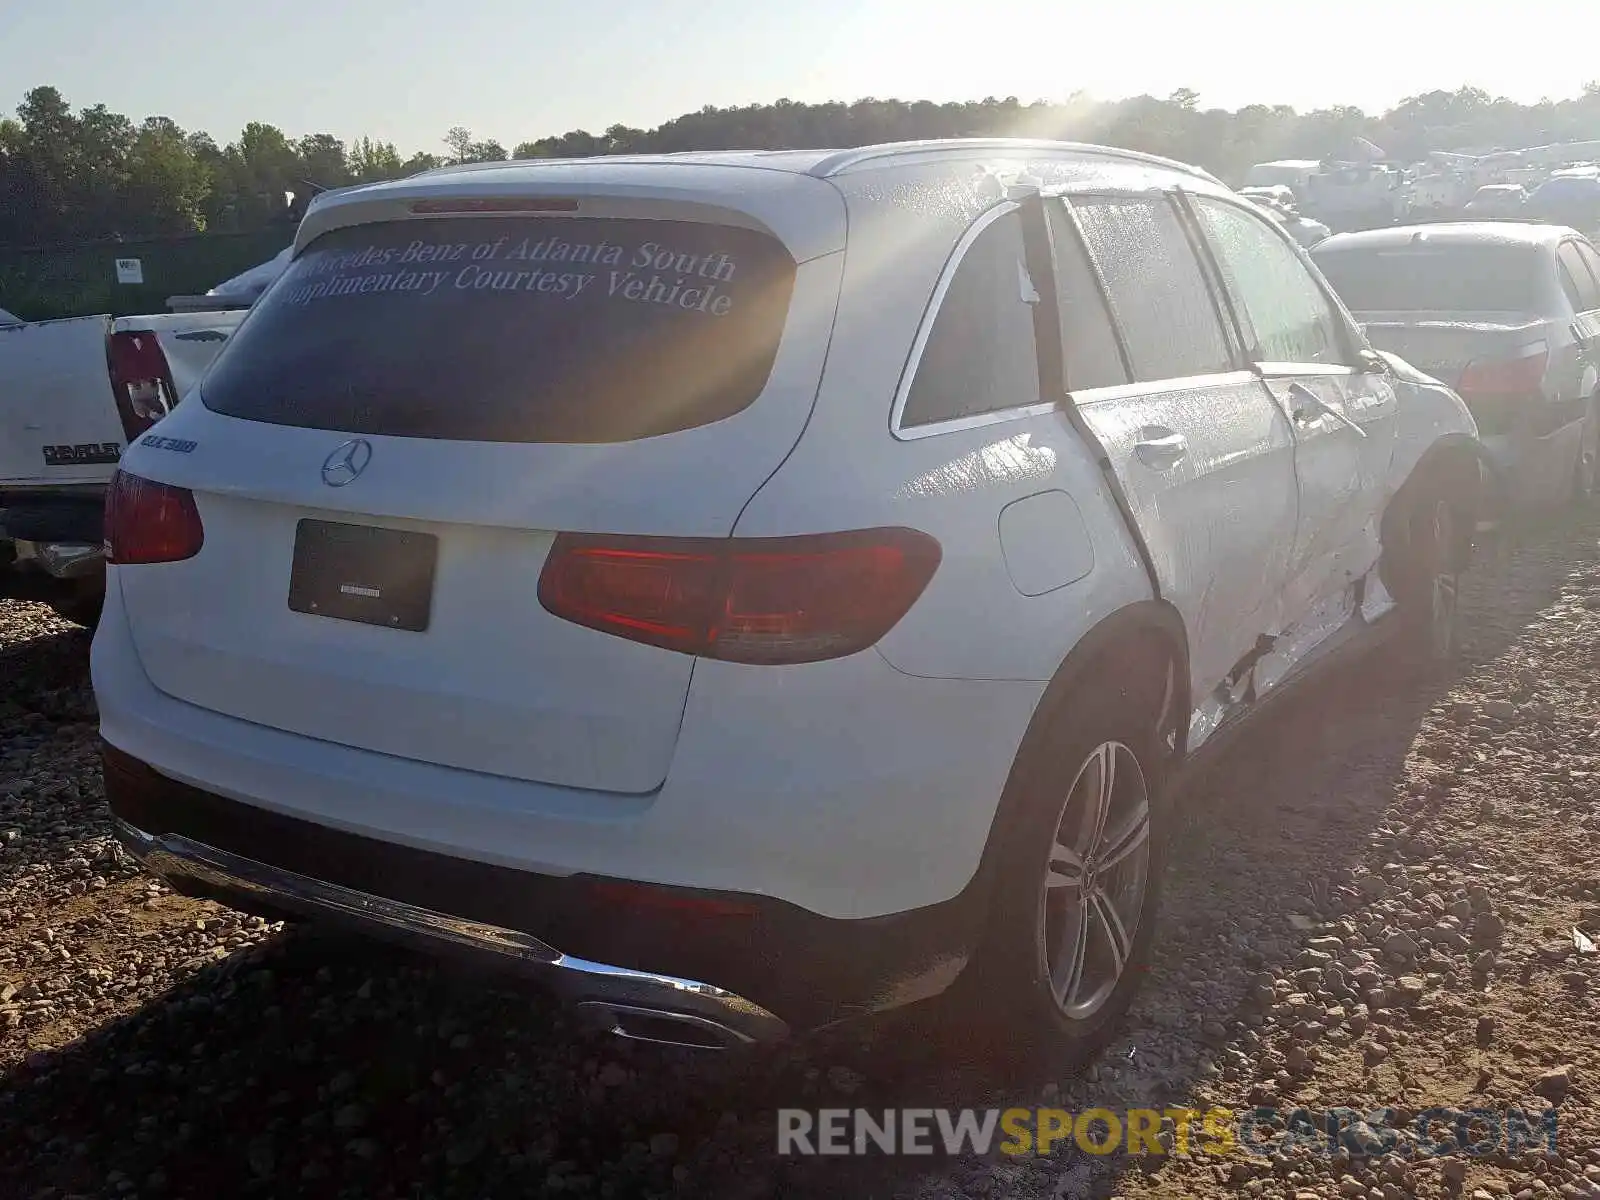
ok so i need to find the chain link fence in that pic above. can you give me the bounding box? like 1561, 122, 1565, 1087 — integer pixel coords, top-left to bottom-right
0, 228, 291, 321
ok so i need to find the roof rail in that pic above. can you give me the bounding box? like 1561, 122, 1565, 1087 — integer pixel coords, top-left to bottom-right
806, 138, 1224, 187
410, 159, 546, 179
1406, 216, 1553, 226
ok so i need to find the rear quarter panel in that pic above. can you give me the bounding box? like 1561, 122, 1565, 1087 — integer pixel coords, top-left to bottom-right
737, 406, 1150, 681
735, 158, 1154, 681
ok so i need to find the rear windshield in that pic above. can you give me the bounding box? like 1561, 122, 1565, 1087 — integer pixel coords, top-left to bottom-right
200, 216, 797, 443
1312, 245, 1544, 313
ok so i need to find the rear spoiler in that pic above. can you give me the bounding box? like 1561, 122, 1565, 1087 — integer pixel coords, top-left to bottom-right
164, 295, 255, 313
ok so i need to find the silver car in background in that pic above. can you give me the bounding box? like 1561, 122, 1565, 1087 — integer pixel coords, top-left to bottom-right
1313, 222, 1600, 510
1462, 184, 1528, 219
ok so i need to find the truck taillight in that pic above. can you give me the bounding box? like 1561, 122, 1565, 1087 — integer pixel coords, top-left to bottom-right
1458, 348, 1549, 400
104, 470, 203, 565
106, 331, 178, 439
537, 528, 941, 664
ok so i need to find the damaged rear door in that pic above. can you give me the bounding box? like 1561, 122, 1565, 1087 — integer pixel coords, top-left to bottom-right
1050, 193, 1300, 717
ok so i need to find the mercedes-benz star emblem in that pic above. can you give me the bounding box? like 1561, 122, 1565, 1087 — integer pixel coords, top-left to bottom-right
321, 438, 372, 487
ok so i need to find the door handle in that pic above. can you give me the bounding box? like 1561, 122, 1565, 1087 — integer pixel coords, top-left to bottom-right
1134, 428, 1188, 469
1287, 382, 1367, 438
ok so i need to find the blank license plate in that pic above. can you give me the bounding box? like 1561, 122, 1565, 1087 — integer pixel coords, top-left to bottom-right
287, 519, 437, 632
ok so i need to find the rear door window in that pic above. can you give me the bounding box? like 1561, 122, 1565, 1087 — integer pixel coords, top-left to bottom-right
1067, 195, 1233, 383
200, 216, 797, 443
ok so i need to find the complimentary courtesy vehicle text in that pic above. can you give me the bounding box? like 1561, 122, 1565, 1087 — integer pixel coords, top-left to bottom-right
95, 142, 1484, 1056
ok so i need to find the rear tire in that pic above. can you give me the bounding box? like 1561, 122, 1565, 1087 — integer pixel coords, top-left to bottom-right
1572, 398, 1599, 506
949, 648, 1170, 1070
1401, 497, 1461, 664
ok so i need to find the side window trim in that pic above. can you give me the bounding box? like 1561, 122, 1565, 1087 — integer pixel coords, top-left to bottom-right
1559, 240, 1600, 311
1049, 196, 1136, 389
1018, 192, 1067, 408
1578, 242, 1600, 309
1559, 260, 1585, 312
889, 202, 1057, 440
1168, 188, 1252, 369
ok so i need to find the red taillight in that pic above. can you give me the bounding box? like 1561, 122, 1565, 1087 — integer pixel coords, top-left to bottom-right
537, 528, 941, 664
106, 331, 178, 440
1457, 348, 1548, 399
104, 470, 203, 565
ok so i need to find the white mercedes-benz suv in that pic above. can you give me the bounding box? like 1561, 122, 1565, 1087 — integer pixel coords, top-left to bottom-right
94, 140, 1486, 1056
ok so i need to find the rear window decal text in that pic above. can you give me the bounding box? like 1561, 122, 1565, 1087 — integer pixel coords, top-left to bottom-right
285, 235, 744, 317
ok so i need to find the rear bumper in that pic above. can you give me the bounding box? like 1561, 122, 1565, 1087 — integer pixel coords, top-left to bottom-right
1480, 414, 1585, 511
0, 486, 107, 544
1, 485, 107, 597
112, 813, 785, 1047
102, 742, 979, 1036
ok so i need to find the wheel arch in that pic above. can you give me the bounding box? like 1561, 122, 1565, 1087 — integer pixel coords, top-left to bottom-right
1027, 599, 1191, 759
1384, 432, 1490, 570
964, 599, 1190, 916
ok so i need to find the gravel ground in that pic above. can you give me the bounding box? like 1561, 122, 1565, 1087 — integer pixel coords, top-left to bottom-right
3, 512, 1599, 1200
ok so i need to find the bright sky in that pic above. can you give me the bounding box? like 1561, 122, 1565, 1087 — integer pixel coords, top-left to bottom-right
1, 0, 1593, 153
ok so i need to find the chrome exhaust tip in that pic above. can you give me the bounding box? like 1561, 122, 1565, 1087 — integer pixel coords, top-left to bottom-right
576, 1001, 755, 1051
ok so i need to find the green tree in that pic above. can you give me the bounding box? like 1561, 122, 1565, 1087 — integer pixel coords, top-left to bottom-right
443, 126, 473, 163
400, 150, 443, 175
442, 127, 507, 164
122, 116, 209, 233
464, 138, 508, 162
224, 121, 301, 227
7, 80, 1600, 250
349, 136, 405, 181
296, 133, 351, 188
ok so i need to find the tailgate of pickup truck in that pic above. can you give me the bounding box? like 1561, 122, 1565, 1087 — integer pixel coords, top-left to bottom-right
0, 315, 123, 486
114, 310, 248, 402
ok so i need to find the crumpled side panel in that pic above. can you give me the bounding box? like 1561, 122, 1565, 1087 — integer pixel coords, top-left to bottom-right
1073, 374, 1299, 706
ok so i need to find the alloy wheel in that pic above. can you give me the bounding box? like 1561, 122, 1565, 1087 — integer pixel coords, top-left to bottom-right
1037, 741, 1152, 1021
1424, 499, 1460, 661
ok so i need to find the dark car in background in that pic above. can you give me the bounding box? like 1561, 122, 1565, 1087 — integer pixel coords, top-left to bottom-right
1528, 173, 1600, 233
1313, 222, 1600, 510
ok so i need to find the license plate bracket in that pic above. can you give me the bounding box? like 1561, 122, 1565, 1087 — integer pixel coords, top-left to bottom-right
288, 519, 437, 632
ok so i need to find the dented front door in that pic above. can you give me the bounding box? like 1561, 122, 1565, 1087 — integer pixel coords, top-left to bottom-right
1187, 194, 1396, 630
1259, 364, 1395, 619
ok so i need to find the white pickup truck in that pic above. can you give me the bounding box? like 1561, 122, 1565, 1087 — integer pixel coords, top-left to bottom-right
1, 254, 285, 623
